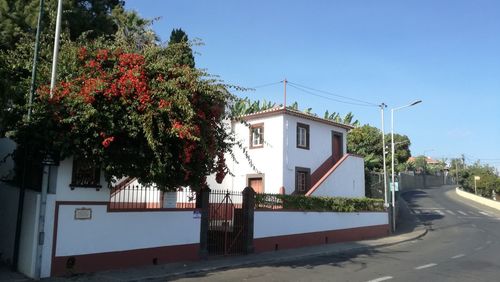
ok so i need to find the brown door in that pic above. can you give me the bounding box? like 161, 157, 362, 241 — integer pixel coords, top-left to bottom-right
332, 133, 343, 163
248, 178, 264, 193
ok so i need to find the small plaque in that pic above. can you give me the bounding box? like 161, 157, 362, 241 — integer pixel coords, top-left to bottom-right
163, 192, 178, 208
193, 210, 201, 219
74, 208, 92, 220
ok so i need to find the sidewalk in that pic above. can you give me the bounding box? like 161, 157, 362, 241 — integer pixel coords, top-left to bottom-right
41, 197, 426, 282
0, 264, 31, 282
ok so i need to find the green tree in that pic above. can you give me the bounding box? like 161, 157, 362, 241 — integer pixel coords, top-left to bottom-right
166, 28, 195, 68
0, 0, 124, 52
0, 0, 127, 131
347, 125, 383, 171
324, 111, 359, 127
5, 35, 235, 191
347, 125, 411, 173
459, 161, 500, 197
389, 133, 412, 172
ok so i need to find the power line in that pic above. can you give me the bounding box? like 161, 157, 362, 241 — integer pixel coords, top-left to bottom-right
287, 84, 378, 107
288, 81, 378, 107
250, 81, 283, 89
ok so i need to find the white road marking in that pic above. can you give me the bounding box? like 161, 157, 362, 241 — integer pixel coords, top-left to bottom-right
451, 254, 465, 259
415, 263, 437, 270
457, 210, 467, 215
475, 246, 484, 251
445, 210, 455, 215
435, 210, 445, 215
367, 276, 393, 282
479, 211, 490, 216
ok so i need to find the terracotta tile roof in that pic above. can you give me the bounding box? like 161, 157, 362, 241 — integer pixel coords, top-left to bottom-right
237, 106, 354, 130
407, 156, 441, 165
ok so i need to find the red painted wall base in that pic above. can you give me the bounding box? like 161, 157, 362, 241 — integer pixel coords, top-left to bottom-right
254, 224, 390, 253
51, 243, 200, 276
51, 224, 389, 276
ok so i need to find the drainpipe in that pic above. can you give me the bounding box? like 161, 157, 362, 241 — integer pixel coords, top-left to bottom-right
34, 164, 50, 279
231, 121, 235, 191
284, 118, 289, 191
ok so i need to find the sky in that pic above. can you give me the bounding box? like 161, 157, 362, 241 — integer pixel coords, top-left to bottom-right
126, 0, 500, 170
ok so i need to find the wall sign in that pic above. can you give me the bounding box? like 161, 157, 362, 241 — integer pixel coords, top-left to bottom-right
193, 210, 201, 219
163, 192, 178, 208
74, 208, 92, 220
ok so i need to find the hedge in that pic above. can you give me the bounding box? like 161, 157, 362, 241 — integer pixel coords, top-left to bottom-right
254, 193, 385, 212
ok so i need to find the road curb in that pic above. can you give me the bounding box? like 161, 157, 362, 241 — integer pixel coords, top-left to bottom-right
124, 195, 430, 281
130, 227, 428, 282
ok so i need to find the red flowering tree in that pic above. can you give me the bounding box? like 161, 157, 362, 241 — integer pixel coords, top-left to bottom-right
7, 39, 234, 191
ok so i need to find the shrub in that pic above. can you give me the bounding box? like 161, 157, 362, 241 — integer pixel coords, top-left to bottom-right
255, 193, 385, 212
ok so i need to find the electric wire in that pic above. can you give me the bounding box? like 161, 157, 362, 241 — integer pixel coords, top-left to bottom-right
288, 81, 378, 107
250, 81, 283, 89
287, 84, 378, 107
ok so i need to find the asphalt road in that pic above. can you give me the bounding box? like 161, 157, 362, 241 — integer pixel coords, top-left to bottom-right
172, 185, 500, 282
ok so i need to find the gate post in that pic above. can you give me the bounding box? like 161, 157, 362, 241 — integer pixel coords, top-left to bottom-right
199, 187, 211, 259
242, 187, 255, 254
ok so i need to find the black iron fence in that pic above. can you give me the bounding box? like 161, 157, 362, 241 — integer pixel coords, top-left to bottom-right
204, 189, 254, 256
109, 185, 197, 210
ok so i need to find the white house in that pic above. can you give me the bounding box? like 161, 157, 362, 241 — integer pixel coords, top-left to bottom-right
0, 108, 379, 278
207, 107, 366, 198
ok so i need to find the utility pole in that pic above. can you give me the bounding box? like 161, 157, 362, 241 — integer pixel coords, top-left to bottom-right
379, 103, 388, 207
12, 0, 45, 272
49, 0, 63, 97
283, 78, 287, 109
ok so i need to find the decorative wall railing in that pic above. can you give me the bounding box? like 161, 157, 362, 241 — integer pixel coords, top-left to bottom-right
109, 185, 197, 210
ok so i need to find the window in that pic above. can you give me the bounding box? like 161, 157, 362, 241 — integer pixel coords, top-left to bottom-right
296, 123, 310, 149
70, 157, 101, 189
295, 167, 311, 194
250, 123, 264, 148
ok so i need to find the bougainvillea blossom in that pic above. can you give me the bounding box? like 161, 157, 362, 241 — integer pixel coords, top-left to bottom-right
20, 43, 234, 192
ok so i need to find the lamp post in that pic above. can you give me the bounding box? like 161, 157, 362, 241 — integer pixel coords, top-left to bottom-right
379, 103, 388, 207
474, 176, 480, 194
391, 100, 422, 232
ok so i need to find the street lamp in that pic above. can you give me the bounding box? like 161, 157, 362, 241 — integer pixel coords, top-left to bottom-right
474, 176, 480, 194
391, 100, 422, 232
379, 103, 388, 207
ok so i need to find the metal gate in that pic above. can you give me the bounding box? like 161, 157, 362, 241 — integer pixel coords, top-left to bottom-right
206, 189, 250, 255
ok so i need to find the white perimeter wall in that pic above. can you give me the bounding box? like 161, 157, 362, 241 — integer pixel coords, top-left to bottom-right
254, 211, 387, 238
17, 189, 40, 278
283, 115, 348, 194
55, 157, 110, 202
55, 205, 200, 256
311, 155, 365, 198
207, 116, 284, 194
